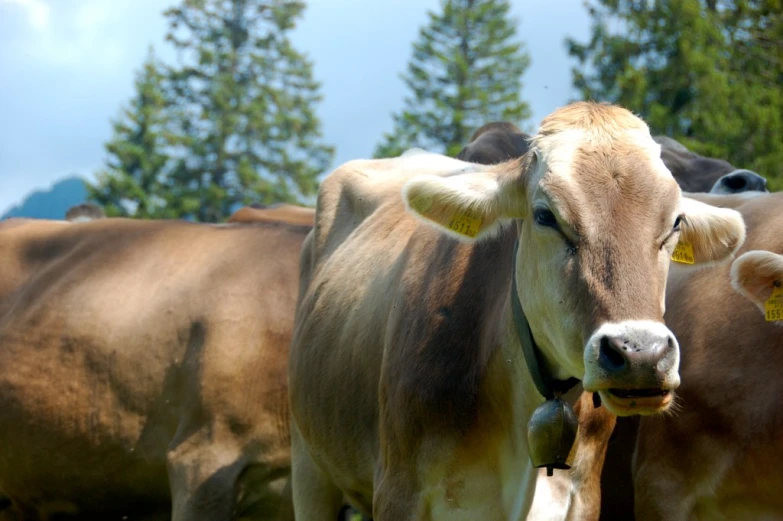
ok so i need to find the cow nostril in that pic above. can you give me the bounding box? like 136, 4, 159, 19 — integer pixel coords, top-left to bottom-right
599, 336, 626, 370
667, 336, 675, 351
724, 175, 747, 191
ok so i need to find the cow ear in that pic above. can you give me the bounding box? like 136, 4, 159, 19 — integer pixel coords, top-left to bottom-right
402, 156, 529, 242
731, 250, 783, 312
675, 197, 746, 265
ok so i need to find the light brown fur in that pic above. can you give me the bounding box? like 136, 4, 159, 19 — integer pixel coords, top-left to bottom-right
632, 192, 783, 521
288, 102, 745, 521
0, 214, 312, 521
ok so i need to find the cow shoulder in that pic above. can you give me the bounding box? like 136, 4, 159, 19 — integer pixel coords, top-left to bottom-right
312, 154, 476, 264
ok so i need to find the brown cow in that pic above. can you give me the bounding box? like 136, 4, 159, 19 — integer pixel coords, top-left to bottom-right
456, 122, 532, 164
288, 102, 746, 521
455, 124, 765, 521
0, 213, 312, 521
458, 120, 616, 521
654, 136, 767, 194
630, 191, 783, 521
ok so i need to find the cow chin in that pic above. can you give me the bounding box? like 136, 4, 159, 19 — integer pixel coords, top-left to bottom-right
595, 389, 675, 416
581, 319, 681, 416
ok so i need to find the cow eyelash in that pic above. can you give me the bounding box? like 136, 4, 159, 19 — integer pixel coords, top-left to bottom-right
660, 215, 685, 250
673, 216, 683, 231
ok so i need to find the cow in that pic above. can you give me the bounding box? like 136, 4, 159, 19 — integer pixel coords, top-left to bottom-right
459, 120, 616, 521
288, 101, 746, 521
455, 123, 768, 520
654, 136, 767, 194
454, 123, 766, 521
228, 203, 315, 227
0, 212, 312, 521
630, 191, 783, 521
64, 203, 106, 222
456, 122, 532, 164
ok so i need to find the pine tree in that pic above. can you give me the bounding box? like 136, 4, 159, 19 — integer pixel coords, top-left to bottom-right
375, 0, 532, 159
568, 0, 783, 190
89, 48, 174, 218
164, 0, 333, 222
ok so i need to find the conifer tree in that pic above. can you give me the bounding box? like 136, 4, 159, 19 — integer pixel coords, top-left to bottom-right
89, 49, 173, 218
375, 0, 532, 158
164, 0, 333, 221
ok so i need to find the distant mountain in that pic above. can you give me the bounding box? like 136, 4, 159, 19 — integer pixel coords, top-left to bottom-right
1, 176, 89, 220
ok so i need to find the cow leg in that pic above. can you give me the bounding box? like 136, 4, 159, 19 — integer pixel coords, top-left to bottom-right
166, 439, 245, 521
290, 423, 343, 521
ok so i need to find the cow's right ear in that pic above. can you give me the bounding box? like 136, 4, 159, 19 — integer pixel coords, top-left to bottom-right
401, 154, 531, 242
677, 197, 746, 266
730, 250, 783, 312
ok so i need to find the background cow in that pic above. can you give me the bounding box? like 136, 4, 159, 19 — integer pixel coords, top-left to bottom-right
630, 192, 783, 521
456, 121, 531, 164
654, 136, 767, 194
0, 210, 313, 521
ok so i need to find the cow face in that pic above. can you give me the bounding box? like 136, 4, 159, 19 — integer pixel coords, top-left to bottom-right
402, 102, 746, 416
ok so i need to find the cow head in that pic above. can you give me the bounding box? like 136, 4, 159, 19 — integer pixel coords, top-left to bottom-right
402, 102, 746, 416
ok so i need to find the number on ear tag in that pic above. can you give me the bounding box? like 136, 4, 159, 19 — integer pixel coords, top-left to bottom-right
671, 241, 695, 264
448, 213, 482, 238
764, 284, 783, 322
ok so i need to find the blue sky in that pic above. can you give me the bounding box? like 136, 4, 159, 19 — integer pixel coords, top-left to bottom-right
0, 0, 590, 215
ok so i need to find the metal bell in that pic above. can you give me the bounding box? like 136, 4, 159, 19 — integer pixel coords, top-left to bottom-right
527, 397, 578, 476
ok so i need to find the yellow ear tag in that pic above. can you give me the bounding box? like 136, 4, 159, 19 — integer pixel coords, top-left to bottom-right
764, 284, 783, 322
671, 241, 695, 264
448, 213, 482, 238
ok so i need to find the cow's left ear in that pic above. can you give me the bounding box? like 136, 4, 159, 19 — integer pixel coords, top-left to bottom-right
731, 250, 783, 311
402, 155, 530, 242
677, 197, 746, 265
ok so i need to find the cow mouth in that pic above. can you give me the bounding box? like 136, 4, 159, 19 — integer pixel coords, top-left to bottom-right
599, 388, 674, 415
608, 388, 670, 399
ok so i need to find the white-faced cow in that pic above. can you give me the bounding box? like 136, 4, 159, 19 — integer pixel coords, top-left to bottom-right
288, 102, 746, 521
454, 121, 766, 521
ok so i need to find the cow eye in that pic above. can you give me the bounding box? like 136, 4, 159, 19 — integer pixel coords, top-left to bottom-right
534, 208, 558, 229
673, 215, 683, 231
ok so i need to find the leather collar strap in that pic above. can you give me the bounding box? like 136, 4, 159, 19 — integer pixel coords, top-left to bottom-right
511, 239, 580, 400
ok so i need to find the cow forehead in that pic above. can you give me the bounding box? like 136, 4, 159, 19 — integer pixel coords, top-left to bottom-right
535, 131, 681, 232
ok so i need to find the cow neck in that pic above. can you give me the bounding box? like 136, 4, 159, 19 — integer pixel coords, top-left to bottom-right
511, 239, 579, 400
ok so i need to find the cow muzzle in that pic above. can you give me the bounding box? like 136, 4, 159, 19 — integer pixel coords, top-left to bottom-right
582, 320, 680, 416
